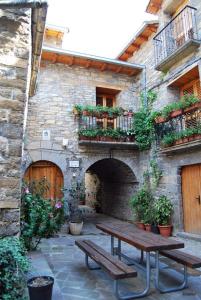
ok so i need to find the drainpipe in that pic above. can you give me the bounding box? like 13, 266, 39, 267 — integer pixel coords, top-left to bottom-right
0, 0, 48, 9
142, 65, 147, 108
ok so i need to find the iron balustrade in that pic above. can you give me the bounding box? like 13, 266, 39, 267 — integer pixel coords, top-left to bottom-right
154, 5, 198, 66
78, 115, 134, 141
155, 107, 201, 145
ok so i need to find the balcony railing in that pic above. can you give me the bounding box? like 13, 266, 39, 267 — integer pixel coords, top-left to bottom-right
154, 5, 198, 67
155, 107, 201, 148
78, 115, 135, 143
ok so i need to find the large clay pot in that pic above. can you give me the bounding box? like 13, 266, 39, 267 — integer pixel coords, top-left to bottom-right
69, 221, 83, 235
158, 225, 172, 237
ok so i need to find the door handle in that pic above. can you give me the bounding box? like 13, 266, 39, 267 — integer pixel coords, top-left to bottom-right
195, 195, 201, 205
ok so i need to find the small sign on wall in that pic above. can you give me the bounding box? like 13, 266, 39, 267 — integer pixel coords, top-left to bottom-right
42, 129, 51, 141
69, 160, 80, 168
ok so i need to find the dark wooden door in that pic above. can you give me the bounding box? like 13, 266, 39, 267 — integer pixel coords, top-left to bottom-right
182, 164, 201, 234
24, 161, 64, 200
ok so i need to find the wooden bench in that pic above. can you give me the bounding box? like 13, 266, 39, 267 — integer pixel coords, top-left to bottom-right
160, 249, 201, 269
155, 249, 201, 293
75, 239, 138, 299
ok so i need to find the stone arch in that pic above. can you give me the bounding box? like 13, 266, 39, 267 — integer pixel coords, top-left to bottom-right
84, 158, 139, 220
24, 160, 64, 200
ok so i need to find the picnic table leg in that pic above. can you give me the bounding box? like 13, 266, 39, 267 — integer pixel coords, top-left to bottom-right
114, 252, 151, 299
85, 254, 101, 270
140, 250, 144, 264
111, 236, 115, 255
118, 239, 121, 260
154, 251, 188, 293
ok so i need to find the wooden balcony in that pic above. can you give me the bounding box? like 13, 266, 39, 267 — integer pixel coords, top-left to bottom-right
154, 6, 200, 71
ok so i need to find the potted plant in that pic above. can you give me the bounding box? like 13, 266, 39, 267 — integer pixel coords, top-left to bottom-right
130, 188, 153, 230
69, 205, 83, 235
27, 276, 54, 300
155, 195, 173, 237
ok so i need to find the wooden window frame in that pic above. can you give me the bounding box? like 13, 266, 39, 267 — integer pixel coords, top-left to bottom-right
96, 93, 116, 129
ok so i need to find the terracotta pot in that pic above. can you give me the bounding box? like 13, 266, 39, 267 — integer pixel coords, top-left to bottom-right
135, 222, 145, 230
79, 135, 90, 141
174, 138, 183, 145
170, 109, 182, 118
158, 225, 172, 237
82, 110, 90, 116
145, 224, 151, 232
69, 221, 83, 235
155, 116, 167, 124
184, 101, 201, 113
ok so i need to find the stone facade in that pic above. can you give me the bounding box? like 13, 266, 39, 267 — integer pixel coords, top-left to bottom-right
24, 62, 142, 220
130, 0, 201, 231
0, 8, 32, 236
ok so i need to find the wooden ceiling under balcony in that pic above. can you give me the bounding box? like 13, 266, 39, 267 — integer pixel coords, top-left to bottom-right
146, 0, 163, 14
41, 48, 143, 77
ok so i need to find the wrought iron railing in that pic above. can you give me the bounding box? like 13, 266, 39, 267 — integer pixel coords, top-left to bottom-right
155, 107, 201, 147
78, 115, 135, 142
154, 5, 198, 66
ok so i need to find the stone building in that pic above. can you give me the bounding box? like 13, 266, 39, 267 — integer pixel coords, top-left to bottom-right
0, 1, 47, 236
118, 0, 201, 234
1, 0, 201, 236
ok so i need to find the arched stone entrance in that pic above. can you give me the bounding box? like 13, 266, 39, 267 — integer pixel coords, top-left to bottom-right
85, 158, 138, 220
24, 160, 64, 199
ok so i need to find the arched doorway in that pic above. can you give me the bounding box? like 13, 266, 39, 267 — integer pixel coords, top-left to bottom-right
24, 160, 64, 199
85, 158, 138, 220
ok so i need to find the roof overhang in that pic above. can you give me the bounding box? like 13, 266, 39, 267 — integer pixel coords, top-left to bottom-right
117, 21, 159, 61
146, 0, 163, 14
42, 46, 144, 76
0, 0, 48, 97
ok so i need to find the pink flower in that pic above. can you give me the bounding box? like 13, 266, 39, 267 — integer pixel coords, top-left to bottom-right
25, 187, 29, 194
55, 201, 62, 209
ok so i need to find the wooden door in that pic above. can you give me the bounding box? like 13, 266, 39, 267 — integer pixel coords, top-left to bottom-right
24, 161, 64, 200
96, 95, 115, 129
182, 164, 201, 234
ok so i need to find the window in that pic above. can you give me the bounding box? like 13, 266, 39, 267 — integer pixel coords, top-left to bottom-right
96, 87, 120, 129
96, 94, 116, 129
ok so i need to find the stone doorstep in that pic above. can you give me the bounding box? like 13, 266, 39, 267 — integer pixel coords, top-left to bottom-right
177, 232, 201, 243
28, 250, 63, 300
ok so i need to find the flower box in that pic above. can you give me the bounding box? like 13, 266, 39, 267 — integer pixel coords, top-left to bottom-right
170, 109, 183, 118
155, 116, 167, 124
183, 101, 201, 113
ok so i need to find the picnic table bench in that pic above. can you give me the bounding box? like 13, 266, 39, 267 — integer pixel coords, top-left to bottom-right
76, 239, 138, 299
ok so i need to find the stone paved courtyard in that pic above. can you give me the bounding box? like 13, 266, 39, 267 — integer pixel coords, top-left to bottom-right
38, 214, 201, 300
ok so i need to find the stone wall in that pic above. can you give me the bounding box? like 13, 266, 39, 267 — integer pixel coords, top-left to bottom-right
0, 9, 31, 236
129, 0, 201, 231
24, 62, 142, 220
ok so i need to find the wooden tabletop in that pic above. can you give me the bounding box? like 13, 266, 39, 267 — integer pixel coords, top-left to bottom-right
96, 222, 184, 252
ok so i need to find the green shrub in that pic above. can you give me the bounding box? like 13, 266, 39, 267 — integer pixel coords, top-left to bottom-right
21, 181, 65, 250
130, 188, 154, 222
155, 195, 173, 225
0, 237, 29, 300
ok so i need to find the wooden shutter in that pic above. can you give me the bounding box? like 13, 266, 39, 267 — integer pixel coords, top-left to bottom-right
181, 79, 201, 99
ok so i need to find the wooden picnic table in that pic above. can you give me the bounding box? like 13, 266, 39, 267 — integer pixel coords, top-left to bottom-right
96, 222, 185, 298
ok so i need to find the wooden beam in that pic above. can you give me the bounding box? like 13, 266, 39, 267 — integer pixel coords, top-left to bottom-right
115, 66, 122, 73
100, 63, 107, 71
128, 69, 137, 76
85, 60, 91, 68
68, 57, 74, 66
52, 53, 57, 63
138, 35, 149, 42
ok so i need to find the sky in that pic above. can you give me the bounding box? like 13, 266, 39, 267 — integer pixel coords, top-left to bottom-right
46, 0, 157, 59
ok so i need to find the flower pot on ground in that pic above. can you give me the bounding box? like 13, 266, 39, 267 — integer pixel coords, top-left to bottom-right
27, 276, 54, 300
144, 224, 151, 232
158, 225, 172, 237
69, 221, 83, 235
135, 221, 145, 230
155, 195, 173, 237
